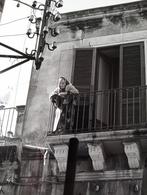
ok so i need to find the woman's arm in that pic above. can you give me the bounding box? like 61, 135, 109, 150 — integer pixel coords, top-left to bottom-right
58, 92, 67, 97
66, 84, 79, 94
49, 88, 59, 99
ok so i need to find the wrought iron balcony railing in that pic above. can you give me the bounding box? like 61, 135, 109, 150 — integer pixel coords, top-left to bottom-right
0, 107, 18, 137
48, 86, 147, 135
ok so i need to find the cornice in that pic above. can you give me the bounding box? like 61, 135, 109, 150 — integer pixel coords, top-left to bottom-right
58, 1, 147, 25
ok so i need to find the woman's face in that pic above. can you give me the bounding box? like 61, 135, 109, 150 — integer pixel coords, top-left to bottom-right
59, 78, 66, 89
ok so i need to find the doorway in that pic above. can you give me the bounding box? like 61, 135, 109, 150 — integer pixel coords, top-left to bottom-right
94, 46, 120, 129
72, 42, 145, 131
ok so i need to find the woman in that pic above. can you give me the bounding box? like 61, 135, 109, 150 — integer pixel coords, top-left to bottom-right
50, 77, 79, 134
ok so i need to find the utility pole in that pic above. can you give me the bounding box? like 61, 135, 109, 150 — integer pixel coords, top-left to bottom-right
0, 0, 63, 73
63, 138, 79, 195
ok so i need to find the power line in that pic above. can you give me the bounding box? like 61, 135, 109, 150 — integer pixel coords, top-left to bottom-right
0, 59, 30, 74
0, 33, 26, 38
0, 16, 29, 27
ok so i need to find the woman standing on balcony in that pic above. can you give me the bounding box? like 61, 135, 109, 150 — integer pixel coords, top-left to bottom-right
49, 77, 79, 134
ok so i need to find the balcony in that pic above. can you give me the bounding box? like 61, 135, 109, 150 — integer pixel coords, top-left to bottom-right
0, 107, 18, 137
48, 85, 147, 135
0, 106, 25, 147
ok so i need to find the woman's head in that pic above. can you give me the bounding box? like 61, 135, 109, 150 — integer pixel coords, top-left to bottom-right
58, 77, 69, 90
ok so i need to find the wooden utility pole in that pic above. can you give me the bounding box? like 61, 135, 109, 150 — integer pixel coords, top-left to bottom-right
63, 138, 79, 195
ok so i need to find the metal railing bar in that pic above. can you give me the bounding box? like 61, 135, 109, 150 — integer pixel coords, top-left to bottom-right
139, 87, 141, 124
82, 94, 86, 130
5, 109, 11, 136
133, 88, 135, 125
126, 89, 128, 126
76, 95, 80, 132
107, 91, 110, 130
113, 90, 116, 128
100, 92, 103, 129
0, 109, 6, 132
9, 108, 15, 133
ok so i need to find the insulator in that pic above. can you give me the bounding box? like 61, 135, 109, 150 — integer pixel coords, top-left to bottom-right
29, 15, 34, 22
53, 12, 61, 22
43, 26, 49, 34
51, 27, 60, 37
55, 0, 63, 8
32, 1, 37, 8
26, 28, 32, 36
16, 2, 20, 7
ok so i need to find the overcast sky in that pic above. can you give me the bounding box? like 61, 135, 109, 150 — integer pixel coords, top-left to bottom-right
0, 0, 142, 106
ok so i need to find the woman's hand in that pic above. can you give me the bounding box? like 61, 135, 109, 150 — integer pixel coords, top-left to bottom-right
59, 92, 67, 97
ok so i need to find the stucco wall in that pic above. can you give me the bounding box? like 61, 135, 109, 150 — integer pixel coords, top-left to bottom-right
22, 1, 147, 144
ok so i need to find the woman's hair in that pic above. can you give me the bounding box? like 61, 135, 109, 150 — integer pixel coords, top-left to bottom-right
59, 76, 70, 86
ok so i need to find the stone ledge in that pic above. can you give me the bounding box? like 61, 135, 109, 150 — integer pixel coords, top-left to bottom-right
57, 169, 143, 182
0, 137, 22, 146
45, 128, 147, 145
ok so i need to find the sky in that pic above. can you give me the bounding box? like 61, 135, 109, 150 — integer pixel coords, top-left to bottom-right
61, 0, 140, 12
0, 0, 141, 107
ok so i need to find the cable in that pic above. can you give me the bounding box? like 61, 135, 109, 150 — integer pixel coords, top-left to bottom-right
0, 16, 29, 27
0, 34, 26, 38
12, 16, 31, 107
0, 59, 30, 74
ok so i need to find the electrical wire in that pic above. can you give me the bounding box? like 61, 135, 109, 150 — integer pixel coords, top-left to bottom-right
12, 9, 32, 107
0, 34, 26, 38
13, 0, 44, 11
0, 59, 30, 74
0, 16, 29, 27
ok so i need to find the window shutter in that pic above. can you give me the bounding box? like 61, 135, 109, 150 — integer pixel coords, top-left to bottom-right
122, 44, 142, 87
120, 43, 145, 125
72, 49, 94, 130
73, 49, 93, 93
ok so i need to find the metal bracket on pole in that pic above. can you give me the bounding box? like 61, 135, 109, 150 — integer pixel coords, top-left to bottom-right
0, 42, 35, 74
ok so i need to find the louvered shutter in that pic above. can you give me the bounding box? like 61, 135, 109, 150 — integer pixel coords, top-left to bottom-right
122, 44, 142, 88
73, 49, 93, 93
72, 49, 94, 130
120, 42, 145, 126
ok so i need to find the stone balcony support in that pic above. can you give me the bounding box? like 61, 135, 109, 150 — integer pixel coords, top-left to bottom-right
123, 142, 141, 169
53, 144, 69, 173
87, 143, 105, 171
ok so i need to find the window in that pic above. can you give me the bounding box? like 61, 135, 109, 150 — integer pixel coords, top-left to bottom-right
72, 42, 145, 131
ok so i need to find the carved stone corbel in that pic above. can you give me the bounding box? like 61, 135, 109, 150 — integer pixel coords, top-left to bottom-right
87, 143, 105, 171
53, 144, 68, 172
123, 142, 141, 169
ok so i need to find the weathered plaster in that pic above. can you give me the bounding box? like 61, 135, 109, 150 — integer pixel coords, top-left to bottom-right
22, 1, 147, 147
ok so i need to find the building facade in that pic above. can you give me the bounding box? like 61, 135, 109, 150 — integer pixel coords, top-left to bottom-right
1, 1, 147, 194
